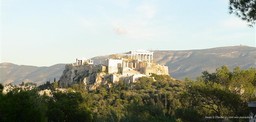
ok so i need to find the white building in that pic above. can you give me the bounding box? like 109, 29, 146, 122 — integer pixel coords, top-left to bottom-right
106, 50, 158, 75
106, 59, 123, 74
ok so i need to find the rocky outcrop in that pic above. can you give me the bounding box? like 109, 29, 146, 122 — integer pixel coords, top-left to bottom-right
59, 64, 110, 90
59, 55, 170, 90
59, 64, 90, 87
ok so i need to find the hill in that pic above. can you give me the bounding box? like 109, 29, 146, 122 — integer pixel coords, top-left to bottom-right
153, 45, 256, 79
0, 63, 65, 85
0, 45, 255, 84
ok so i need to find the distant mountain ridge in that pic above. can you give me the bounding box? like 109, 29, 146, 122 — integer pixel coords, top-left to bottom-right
0, 46, 255, 85
153, 46, 256, 79
0, 63, 65, 85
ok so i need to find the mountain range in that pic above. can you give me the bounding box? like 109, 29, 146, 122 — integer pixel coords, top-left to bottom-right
0, 63, 65, 85
153, 45, 256, 79
1, 45, 255, 85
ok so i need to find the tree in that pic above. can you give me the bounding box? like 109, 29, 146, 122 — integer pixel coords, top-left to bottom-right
0, 84, 3, 94
0, 90, 47, 122
201, 66, 231, 85
124, 102, 175, 122
229, 0, 256, 26
216, 65, 231, 86
47, 92, 92, 122
177, 81, 248, 121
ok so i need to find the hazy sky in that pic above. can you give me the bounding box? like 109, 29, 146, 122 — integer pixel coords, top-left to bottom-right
1, 0, 255, 66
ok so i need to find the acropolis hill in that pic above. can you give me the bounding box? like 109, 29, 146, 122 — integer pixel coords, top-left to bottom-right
59, 50, 169, 90
1, 46, 255, 85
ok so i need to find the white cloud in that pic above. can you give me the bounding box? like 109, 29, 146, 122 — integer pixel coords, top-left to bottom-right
112, 21, 172, 41
71, 1, 162, 41
111, 2, 160, 40
113, 25, 127, 35
111, 18, 159, 40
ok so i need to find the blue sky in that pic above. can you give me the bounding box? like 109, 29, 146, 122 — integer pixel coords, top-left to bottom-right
1, 0, 255, 66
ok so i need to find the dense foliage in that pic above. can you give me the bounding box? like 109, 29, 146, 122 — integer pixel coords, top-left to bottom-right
0, 66, 255, 122
229, 0, 256, 26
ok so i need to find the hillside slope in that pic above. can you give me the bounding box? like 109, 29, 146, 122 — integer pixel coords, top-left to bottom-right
1, 46, 255, 84
0, 63, 65, 85
153, 46, 256, 79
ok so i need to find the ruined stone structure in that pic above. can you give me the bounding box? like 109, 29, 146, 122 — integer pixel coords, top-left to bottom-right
106, 58, 168, 76
103, 50, 168, 83
59, 50, 169, 90
74, 58, 93, 66
142, 63, 169, 76
125, 50, 153, 63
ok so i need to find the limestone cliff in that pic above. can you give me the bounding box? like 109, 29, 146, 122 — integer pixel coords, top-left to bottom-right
59, 64, 90, 87
59, 64, 110, 90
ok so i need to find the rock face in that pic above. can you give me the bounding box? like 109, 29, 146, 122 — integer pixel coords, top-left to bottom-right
59, 64, 90, 87
59, 64, 110, 90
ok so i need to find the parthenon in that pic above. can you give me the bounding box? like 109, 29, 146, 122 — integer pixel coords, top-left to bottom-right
125, 50, 153, 63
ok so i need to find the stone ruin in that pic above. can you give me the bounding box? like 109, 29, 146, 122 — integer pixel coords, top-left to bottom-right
59, 50, 169, 90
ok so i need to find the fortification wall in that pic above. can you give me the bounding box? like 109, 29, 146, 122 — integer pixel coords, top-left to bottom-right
142, 64, 169, 76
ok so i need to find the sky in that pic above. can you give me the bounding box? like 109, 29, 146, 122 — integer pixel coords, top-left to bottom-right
0, 0, 255, 66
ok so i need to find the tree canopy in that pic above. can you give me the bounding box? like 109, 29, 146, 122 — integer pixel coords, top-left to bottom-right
0, 66, 255, 121
229, 0, 256, 26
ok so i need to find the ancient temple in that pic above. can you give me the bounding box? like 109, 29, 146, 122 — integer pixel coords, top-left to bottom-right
125, 50, 154, 63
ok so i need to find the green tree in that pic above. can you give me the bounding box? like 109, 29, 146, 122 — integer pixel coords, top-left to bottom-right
229, 0, 256, 26
177, 81, 247, 121
216, 65, 231, 86
0, 90, 47, 122
229, 67, 256, 101
0, 84, 3, 94
125, 102, 175, 122
47, 92, 92, 122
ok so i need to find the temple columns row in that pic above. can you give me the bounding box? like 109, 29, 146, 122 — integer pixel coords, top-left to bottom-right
130, 54, 153, 63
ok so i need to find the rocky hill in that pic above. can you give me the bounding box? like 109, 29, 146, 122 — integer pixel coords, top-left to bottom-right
1, 46, 255, 84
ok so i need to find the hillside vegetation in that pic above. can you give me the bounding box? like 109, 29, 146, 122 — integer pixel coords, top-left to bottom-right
0, 66, 255, 122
